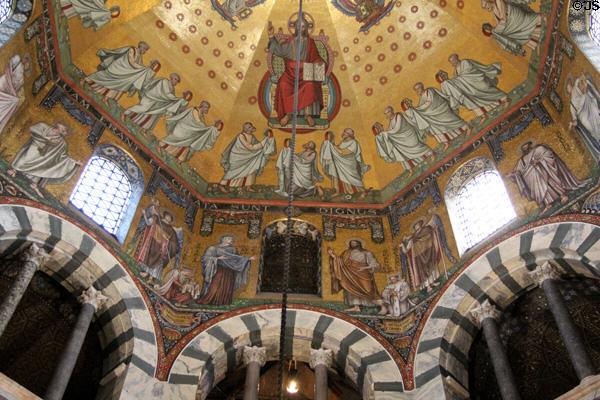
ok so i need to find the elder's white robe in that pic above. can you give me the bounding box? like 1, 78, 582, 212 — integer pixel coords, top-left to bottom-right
405, 88, 470, 143
320, 138, 370, 189
60, 0, 113, 30
124, 78, 188, 130
440, 59, 506, 115
160, 108, 221, 161
11, 123, 79, 185
570, 76, 600, 162
490, 0, 542, 55
375, 112, 432, 169
275, 147, 323, 197
0, 55, 25, 134
86, 46, 155, 100
220, 132, 276, 187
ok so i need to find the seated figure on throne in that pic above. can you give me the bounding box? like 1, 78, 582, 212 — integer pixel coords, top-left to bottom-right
267, 15, 327, 129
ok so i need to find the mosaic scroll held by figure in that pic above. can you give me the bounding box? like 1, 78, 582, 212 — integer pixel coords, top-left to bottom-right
258, 12, 341, 132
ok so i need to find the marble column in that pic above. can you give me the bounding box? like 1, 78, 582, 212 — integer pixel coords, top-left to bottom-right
471, 299, 521, 400
530, 261, 596, 381
310, 348, 332, 400
45, 286, 108, 400
0, 243, 49, 338
243, 345, 266, 400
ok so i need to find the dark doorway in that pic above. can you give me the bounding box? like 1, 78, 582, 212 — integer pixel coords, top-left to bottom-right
0, 269, 103, 399
469, 276, 600, 400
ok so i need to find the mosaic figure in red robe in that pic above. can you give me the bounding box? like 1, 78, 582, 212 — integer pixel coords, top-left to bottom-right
267, 16, 325, 127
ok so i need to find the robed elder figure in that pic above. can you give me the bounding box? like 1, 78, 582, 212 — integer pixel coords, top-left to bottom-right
267, 17, 325, 127
399, 214, 457, 293
508, 140, 590, 215
8, 121, 82, 197
197, 235, 256, 305
566, 73, 600, 163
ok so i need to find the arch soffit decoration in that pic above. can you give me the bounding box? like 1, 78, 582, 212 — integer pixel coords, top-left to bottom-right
0, 201, 158, 398
169, 306, 406, 400
413, 215, 600, 399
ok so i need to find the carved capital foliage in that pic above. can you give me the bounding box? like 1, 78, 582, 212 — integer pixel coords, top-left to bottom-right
21, 243, 50, 269
79, 286, 108, 311
243, 346, 266, 367
309, 348, 333, 369
470, 299, 501, 326
529, 260, 561, 287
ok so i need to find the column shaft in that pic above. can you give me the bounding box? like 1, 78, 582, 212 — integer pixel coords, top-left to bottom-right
0, 260, 38, 337
314, 364, 328, 400
45, 302, 95, 400
482, 317, 521, 400
542, 278, 596, 380
243, 361, 261, 400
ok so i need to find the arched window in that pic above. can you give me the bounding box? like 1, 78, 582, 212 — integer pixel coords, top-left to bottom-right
445, 157, 516, 256
70, 144, 144, 243
568, 4, 600, 72
258, 219, 322, 296
591, 8, 600, 46
0, 0, 13, 24
0, 0, 32, 49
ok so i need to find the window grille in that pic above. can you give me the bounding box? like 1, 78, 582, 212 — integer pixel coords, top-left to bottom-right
445, 157, 516, 256
0, 0, 12, 25
70, 156, 132, 235
591, 8, 600, 46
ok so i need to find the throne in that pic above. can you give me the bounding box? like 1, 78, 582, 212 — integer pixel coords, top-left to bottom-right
263, 13, 339, 132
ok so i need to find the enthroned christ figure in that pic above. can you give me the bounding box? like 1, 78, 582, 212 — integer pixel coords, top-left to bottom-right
267, 15, 325, 128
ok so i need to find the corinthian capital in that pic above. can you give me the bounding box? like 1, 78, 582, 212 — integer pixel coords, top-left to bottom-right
470, 299, 501, 326
79, 286, 108, 311
243, 346, 266, 367
21, 243, 50, 269
529, 261, 561, 287
309, 348, 332, 369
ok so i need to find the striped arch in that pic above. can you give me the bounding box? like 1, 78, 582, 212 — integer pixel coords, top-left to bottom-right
169, 307, 405, 400
0, 201, 157, 399
413, 216, 600, 399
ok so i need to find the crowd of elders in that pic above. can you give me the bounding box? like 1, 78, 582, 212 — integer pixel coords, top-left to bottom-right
79, 41, 224, 166
373, 53, 510, 177
73, 0, 548, 194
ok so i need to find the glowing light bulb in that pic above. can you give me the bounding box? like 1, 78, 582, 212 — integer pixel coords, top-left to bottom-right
286, 380, 299, 394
